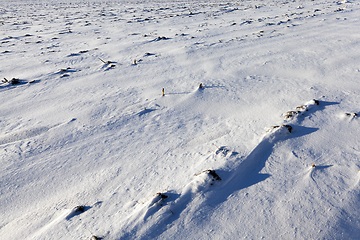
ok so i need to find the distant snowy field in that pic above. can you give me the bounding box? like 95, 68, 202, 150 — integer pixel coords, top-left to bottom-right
1, 0, 360, 239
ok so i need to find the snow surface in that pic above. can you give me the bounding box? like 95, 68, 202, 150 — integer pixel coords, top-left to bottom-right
1, 0, 360, 239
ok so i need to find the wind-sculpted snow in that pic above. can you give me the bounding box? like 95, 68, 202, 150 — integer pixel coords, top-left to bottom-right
1, 0, 360, 239
115, 99, 322, 239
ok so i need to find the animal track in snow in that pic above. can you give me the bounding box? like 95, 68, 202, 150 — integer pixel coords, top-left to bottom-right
0, 119, 76, 146
0, 126, 51, 146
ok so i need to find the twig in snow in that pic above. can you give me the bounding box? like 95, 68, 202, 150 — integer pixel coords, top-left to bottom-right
86, 227, 104, 240
98, 57, 112, 64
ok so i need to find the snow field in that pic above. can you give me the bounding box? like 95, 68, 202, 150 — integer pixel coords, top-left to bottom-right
1, 0, 360, 239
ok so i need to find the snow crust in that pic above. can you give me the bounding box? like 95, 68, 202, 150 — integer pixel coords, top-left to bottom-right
1, 0, 360, 239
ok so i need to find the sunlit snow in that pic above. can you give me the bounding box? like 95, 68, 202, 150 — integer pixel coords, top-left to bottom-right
1, 0, 360, 239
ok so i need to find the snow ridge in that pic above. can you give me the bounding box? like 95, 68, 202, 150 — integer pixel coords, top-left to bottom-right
115, 99, 321, 239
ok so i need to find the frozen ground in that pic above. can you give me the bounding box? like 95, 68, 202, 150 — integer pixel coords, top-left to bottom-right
1, 0, 360, 239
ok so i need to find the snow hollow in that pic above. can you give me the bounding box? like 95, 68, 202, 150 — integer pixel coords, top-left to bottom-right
1, 0, 360, 239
